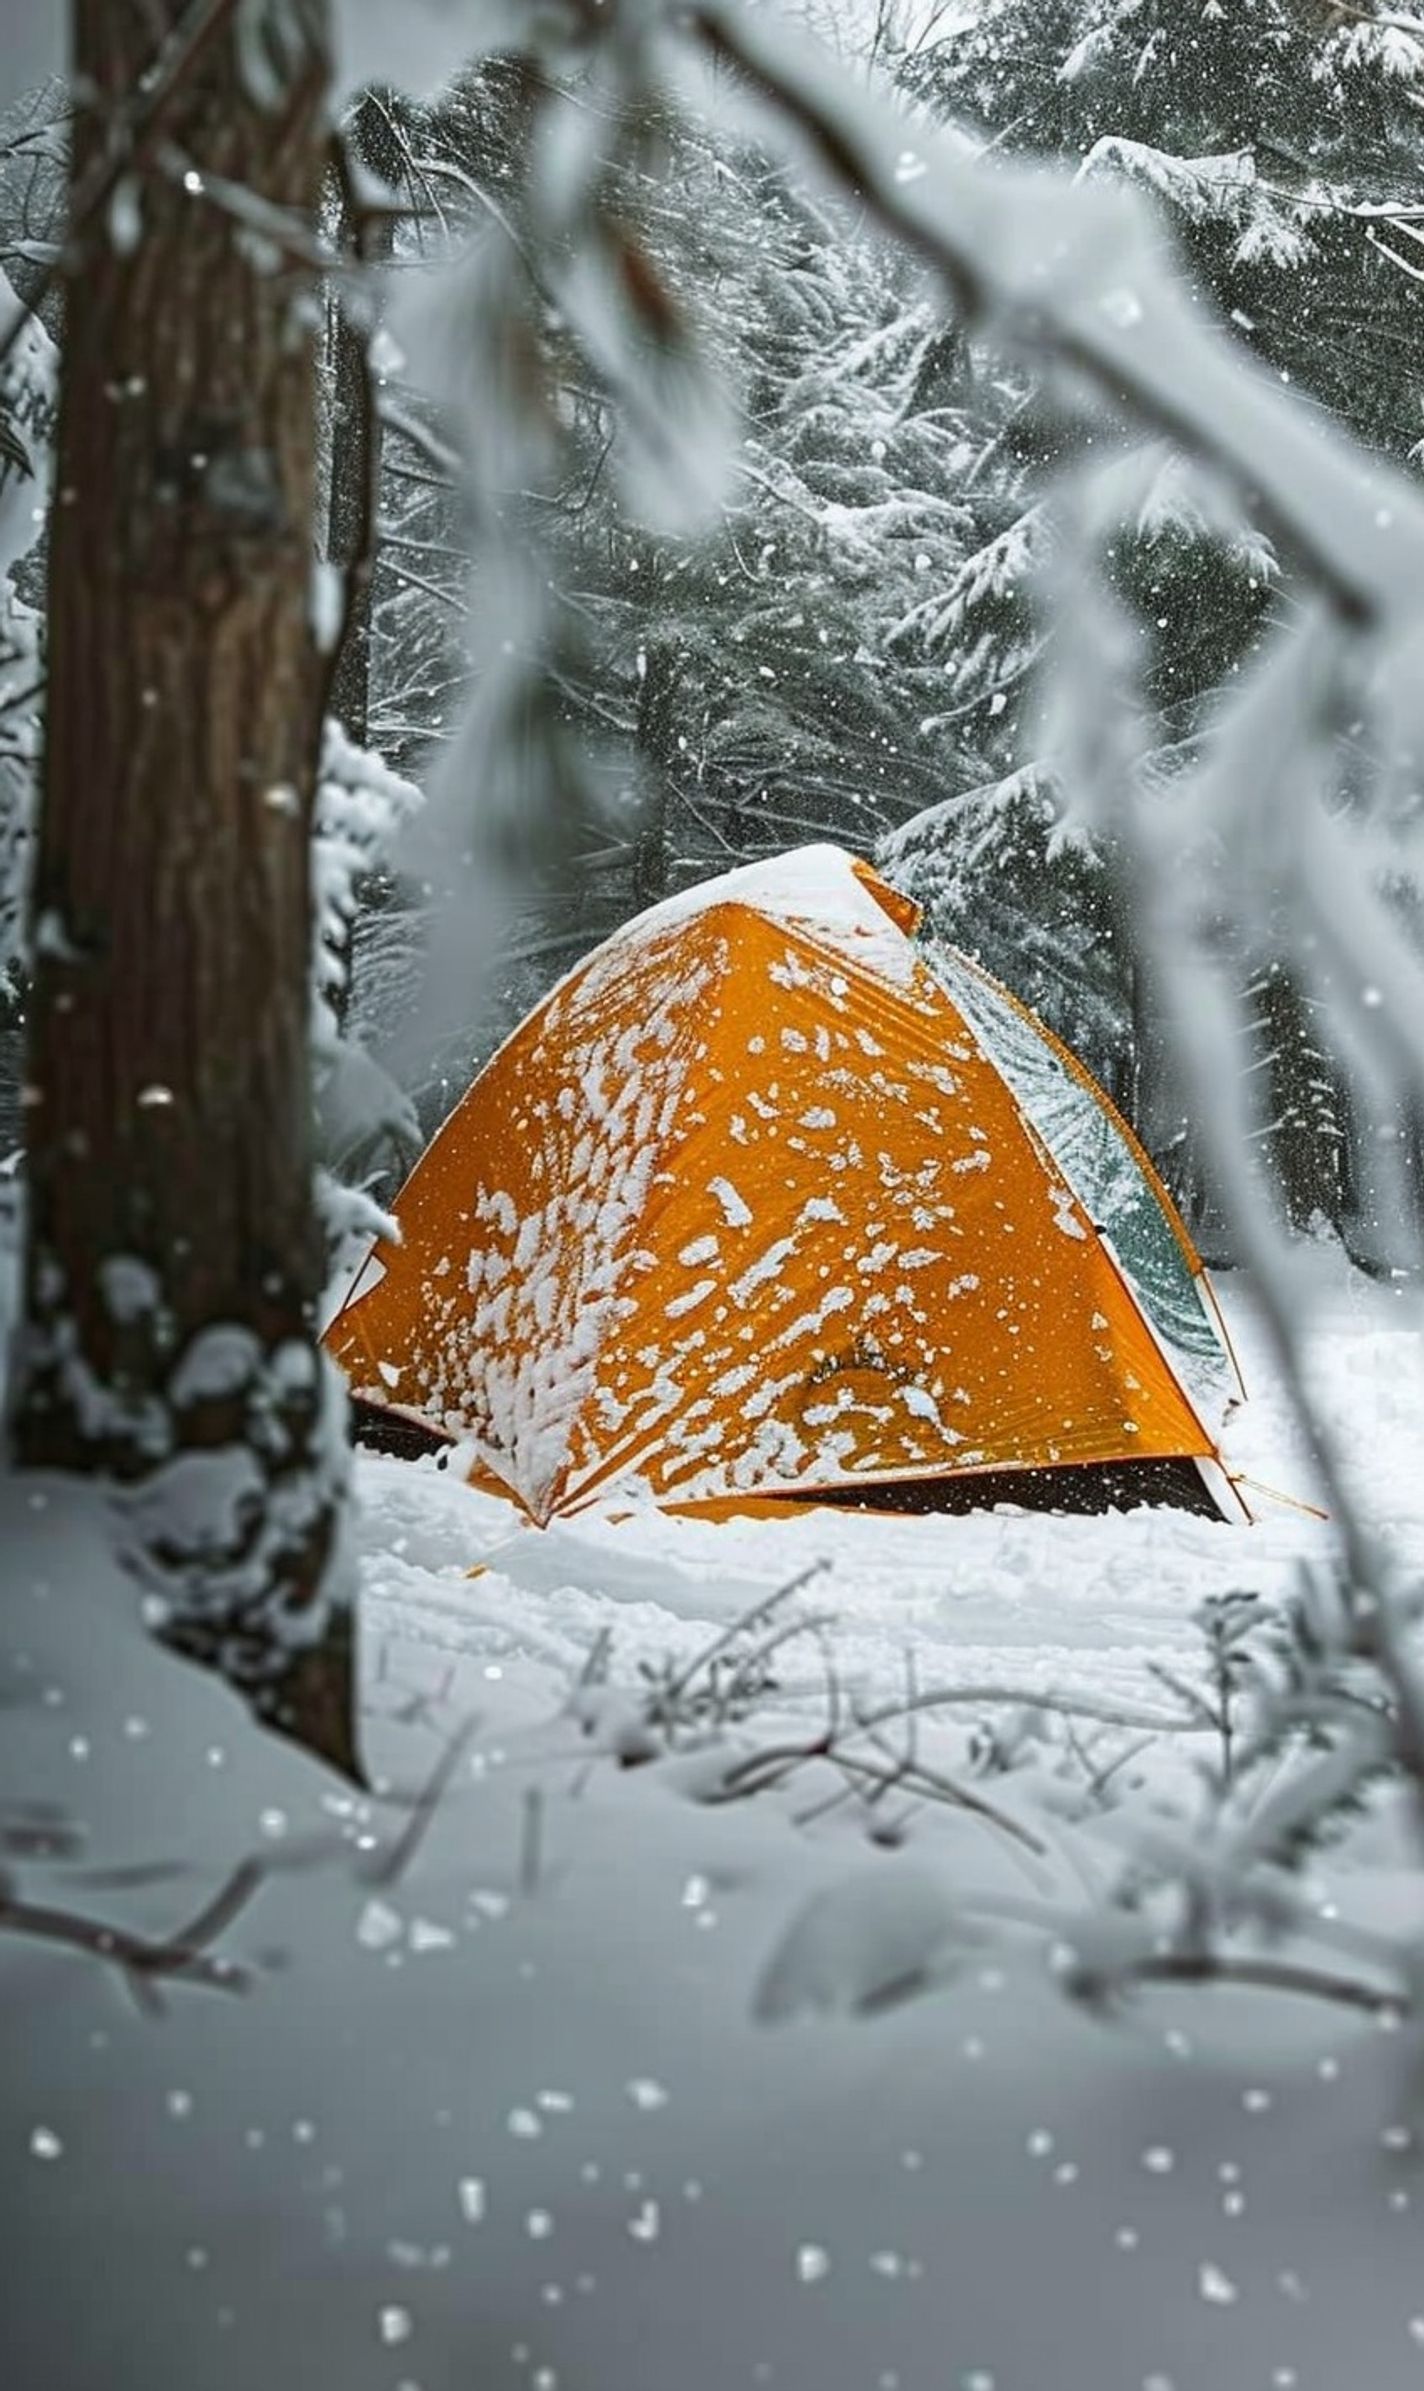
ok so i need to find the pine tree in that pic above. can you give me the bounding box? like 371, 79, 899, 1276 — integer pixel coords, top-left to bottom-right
335, 105, 1021, 1110
924, 0, 1424, 458
884, 0, 1424, 1234
539, 145, 1023, 913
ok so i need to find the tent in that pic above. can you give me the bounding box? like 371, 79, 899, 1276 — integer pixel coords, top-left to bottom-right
326, 847, 1244, 1524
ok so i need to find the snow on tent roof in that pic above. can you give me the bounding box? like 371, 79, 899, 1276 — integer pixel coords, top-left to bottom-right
601, 844, 924, 978
326, 846, 1237, 1524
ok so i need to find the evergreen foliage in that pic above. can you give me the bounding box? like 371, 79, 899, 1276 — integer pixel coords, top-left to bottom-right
881, 0, 1424, 1236
921, 0, 1424, 455
5, 12, 1399, 1240
340, 85, 1031, 1122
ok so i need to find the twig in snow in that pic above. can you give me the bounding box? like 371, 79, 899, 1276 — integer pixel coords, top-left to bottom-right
0, 1887, 251, 1999
652, 1560, 832, 1715
852, 1682, 1208, 1737
366, 1715, 481, 1888
520, 1786, 545, 1897
386, 1659, 461, 1733
707, 1686, 1050, 1858
854, 1714, 1048, 1860
720, 1609, 842, 1713
576, 1627, 614, 1691
1122, 1950, 1408, 2019
0, 1830, 345, 2007
1085, 1732, 1159, 1803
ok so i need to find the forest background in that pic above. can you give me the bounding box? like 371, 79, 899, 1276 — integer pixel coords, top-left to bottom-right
9, 0, 1423, 1274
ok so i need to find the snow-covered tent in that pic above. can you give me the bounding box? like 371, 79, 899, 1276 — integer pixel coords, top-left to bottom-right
327, 847, 1243, 1522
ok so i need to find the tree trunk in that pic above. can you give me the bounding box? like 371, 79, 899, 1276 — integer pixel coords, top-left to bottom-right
633, 633, 684, 906
325, 298, 376, 749
9, 0, 357, 1777
1248, 958, 1347, 1237
325, 91, 401, 754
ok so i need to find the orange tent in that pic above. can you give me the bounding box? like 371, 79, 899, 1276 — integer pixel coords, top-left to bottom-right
327, 847, 1242, 1524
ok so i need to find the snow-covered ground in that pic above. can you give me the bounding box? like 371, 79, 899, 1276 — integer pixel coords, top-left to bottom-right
359, 1253, 1423, 1733
6, 1252, 1424, 2391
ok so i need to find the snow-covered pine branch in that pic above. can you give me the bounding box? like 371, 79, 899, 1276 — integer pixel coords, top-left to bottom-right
310, 721, 424, 1248
688, 0, 1424, 623
1078, 137, 1309, 270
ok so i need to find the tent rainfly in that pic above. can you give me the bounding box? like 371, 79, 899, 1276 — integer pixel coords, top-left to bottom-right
327, 847, 1245, 1524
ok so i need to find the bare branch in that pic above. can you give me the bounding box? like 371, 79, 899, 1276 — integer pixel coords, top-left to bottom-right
0, 1888, 250, 1996
1123, 1949, 1408, 2018
656, 1561, 832, 1710
366, 1715, 481, 1888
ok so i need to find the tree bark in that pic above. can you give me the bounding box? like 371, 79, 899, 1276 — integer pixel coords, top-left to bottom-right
633, 633, 684, 906
325, 303, 376, 749
9, 0, 357, 1777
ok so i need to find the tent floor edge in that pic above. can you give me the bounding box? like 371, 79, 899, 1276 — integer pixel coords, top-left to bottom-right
705, 1454, 1230, 1523
349, 1395, 454, 1462
347, 1397, 1235, 1525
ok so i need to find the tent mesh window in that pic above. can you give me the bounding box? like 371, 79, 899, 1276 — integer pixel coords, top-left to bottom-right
923, 939, 1233, 1415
